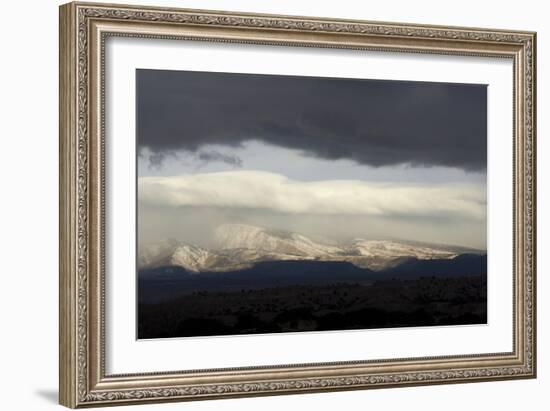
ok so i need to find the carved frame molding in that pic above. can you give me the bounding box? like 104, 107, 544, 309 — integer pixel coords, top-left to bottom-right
59, 2, 536, 408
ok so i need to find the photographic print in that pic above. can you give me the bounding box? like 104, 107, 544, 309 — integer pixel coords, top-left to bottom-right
136, 69, 488, 339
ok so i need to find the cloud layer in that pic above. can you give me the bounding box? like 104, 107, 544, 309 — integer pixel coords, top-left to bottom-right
137, 70, 487, 172
138, 171, 485, 220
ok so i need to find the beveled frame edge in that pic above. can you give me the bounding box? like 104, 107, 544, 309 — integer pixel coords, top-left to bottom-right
59, 1, 536, 408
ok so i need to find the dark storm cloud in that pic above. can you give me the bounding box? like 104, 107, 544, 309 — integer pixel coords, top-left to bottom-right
197, 150, 242, 167
137, 69, 487, 171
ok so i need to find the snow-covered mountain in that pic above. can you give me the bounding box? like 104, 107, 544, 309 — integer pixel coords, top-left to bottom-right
139, 241, 253, 273
342, 239, 458, 271
214, 223, 341, 257
139, 224, 484, 273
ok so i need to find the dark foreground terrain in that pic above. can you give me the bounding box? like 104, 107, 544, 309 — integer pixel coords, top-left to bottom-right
138, 256, 487, 339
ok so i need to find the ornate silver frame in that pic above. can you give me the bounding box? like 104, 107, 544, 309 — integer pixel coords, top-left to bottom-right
59, 2, 536, 408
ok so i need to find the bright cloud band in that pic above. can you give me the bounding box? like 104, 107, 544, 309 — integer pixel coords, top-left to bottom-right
138, 170, 486, 220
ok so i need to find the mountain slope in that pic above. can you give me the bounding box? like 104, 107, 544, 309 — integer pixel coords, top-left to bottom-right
138, 255, 487, 303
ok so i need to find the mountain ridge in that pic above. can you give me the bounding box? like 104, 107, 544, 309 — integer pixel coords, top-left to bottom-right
139, 223, 485, 273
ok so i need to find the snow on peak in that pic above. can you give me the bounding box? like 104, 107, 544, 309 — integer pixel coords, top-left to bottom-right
214, 223, 341, 257
170, 244, 214, 273
350, 239, 457, 260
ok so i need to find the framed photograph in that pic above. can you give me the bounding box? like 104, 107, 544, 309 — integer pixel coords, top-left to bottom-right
59, 2, 537, 408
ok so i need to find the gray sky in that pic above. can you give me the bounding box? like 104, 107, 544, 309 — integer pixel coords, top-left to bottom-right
136, 69, 487, 249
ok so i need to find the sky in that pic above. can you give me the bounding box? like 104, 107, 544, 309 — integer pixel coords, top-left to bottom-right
136, 69, 487, 249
